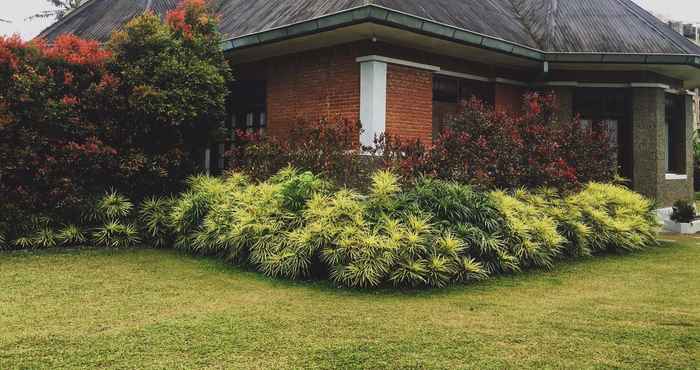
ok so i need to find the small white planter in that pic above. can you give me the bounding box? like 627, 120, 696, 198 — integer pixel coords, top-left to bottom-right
663, 219, 700, 234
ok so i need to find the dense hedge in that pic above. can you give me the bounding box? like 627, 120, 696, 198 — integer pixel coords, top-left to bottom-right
0, 168, 660, 289
0, 0, 230, 228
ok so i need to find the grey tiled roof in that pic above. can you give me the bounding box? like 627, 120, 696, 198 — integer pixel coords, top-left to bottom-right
39, 0, 700, 55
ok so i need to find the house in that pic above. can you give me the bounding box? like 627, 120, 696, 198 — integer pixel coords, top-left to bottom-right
40, 0, 700, 206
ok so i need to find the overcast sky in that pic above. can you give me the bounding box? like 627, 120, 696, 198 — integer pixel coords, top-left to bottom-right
1, 0, 699, 40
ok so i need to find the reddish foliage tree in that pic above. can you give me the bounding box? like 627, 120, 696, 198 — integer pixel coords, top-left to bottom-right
0, 0, 231, 229
0, 34, 121, 220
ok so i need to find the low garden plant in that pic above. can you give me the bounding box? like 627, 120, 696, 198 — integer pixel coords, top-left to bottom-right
2, 167, 660, 290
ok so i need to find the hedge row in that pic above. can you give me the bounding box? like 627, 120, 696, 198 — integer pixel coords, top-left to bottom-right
0, 168, 660, 289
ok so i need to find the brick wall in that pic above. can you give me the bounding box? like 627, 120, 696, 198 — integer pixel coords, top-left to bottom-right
236, 43, 364, 137
233, 41, 537, 145
386, 64, 433, 144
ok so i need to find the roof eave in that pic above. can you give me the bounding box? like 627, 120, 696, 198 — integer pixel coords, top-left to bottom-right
219, 4, 700, 72
220, 4, 545, 62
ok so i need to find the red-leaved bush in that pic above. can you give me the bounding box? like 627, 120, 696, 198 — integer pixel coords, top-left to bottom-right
225, 118, 372, 187
0, 0, 230, 229
377, 93, 617, 189
0, 34, 120, 220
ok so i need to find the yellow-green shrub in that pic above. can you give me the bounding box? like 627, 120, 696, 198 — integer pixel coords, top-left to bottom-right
490, 190, 565, 269
565, 183, 659, 252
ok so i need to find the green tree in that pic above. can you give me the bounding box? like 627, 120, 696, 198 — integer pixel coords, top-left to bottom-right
106, 0, 232, 195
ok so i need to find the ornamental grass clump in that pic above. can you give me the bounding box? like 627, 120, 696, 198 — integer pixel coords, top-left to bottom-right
404, 178, 511, 275
565, 183, 659, 252
170, 174, 245, 252
91, 191, 140, 249
139, 197, 175, 248
490, 190, 565, 269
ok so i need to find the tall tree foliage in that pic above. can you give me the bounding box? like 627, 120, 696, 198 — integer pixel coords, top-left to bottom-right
107, 0, 231, 195
0, 0, 231, 227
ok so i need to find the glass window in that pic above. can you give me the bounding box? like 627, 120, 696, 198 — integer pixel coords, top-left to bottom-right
574, 88, 632, 180
433, 75, 495, 138
665, 94, 686, 174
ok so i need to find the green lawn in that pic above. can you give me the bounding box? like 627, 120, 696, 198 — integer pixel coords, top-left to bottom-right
1, 237, 699, 369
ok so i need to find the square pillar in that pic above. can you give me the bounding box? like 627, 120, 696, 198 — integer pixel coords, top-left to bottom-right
632, 87, 694, 206
358, 59, 387, 148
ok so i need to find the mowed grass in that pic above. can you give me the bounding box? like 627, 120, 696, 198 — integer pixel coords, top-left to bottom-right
1, 237, 699, 369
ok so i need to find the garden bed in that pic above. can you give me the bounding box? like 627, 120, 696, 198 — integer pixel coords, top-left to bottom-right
0, 168, 661, 290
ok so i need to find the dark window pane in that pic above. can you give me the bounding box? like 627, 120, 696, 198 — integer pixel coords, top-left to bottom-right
666, 94, 686, 174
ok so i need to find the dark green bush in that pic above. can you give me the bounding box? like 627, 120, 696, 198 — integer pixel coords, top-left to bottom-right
671, 200, 696, 223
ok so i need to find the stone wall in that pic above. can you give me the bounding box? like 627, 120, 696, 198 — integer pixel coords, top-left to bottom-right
632, 88, 694, 206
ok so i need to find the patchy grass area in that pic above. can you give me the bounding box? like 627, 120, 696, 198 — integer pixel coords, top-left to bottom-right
1, 237, 698, 369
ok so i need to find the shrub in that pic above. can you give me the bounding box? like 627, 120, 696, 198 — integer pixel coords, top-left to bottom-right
671, 200, 696, 223
139, 197, 175, 248
170, 174, 247, 252
92, 222, 141, 249
226, 118, 371, 188
378, 93, 617, 190
525, 188, 593, 258
90, 191, 140, 249
566, 183, 659, 252
0, 0, 231, 226
7, 217, 58, 250
491, 190, 565, 269
157, 171, 657, 289
57, 225, 87, 247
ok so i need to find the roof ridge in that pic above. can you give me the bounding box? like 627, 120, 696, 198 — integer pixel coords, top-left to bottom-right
36, 0, 100, 40
612, 0, 693, 53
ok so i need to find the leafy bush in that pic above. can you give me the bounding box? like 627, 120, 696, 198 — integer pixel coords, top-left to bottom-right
491, 190, 565, 269
90, 191, 140, 249
92, 222, 141, 249
139, 197, 175, 248
1, 167, 660, 291
226, 118, 371, 188
57, 225, 87, 246
402, 178, 511, 274
671, 200, 696, 223
377, 93, 617, 190
566, 183, 659, 252
0, 0, 231, 226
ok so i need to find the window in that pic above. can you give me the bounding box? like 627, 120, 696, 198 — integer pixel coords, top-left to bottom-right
433, 75, 495, 138
665, 93, 686, 174
206, 80, 267, 175
433, 75, 494, 104
230, 80, 267, 134
574, 88, 632, 180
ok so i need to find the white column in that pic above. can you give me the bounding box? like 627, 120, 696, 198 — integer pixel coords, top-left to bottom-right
359, 60, 387, 148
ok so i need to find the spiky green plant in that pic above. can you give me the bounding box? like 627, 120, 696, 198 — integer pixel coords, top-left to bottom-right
454, 257, 490, 282
406, 178, 503, 232
57, 225, 86, 246
170, 175, 238, 251
92, 222, 141, 249
566, 183, 659, 252
93, 190, 134, 223
491, 190, 565, 269
390, 258, 429, 287
33, 228, 59, 249
13, 237, 36, 249
139, 197, 174, 248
